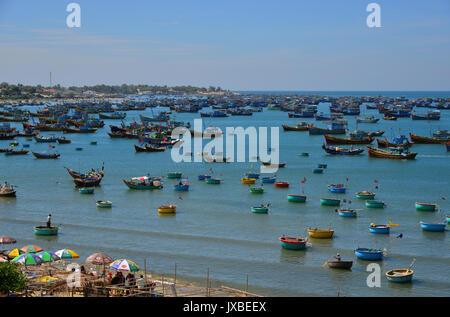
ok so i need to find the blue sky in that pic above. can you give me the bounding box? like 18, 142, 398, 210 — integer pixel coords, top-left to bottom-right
0, 0, 449, 90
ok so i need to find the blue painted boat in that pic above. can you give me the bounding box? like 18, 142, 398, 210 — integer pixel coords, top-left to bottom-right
198, 174, 211, 181
355, 248, 384, 260
245, 172, 260, 179
261, 177, 276, 183
338, 209, 357, 217
386, 269, 414, 283
328, 184, 346, 193
369, 224, 390, 234
419, 221, 446, 232
174, 182, 189, 191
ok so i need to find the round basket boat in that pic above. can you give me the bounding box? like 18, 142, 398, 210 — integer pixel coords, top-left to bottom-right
205, 178, 221, 184
167, 172, 182, 179
386, 269, 414, 283
249, 187, 264, 194
158, 205, 176, 214
366, 200, 386, 208
96, 200, 112, 208
34, 226, 59, 236
356, 191, 376, 200
415, 202, 437, 212
279, 236, 308, 250
327, 260, 353, 269
313, 168, 324, 174
287, 194, 306, 202
320, 198, 341, 206
251, 206, 269, 214
79, 187, 94, 194
308, 228, 334, 239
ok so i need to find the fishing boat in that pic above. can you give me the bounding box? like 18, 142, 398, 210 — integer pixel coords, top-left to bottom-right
287, 194, 306, 202
241, 177, 256, 185
158, 205, 176, 214
365, 200, 386, 208
356, 191, 375, 200
367, 146, 417, 159
327, 259, 353, 269
328, 184, 346, 193
313, 168, 323, 174
4, 149, 29, 155
174, 181, 189, 191
386, 269, 414, 283
32, 152, 60, 159
79, 187, 94, 194
96, 200, 112, 208
123, 177, 163, 190
261, 176, 276, 183
0, 185, 16, 197
279, 236, 308, 250
74, 177, 102, 188
320, 198, 340, 206
356, 115, 379, 123
65, 166, 104, 180
322, 144, 364, 155
251, 205, 269, 214
415, 202, 437, 211
56, 137, 71, 144
308, 123, 347, 135
376, 135, 412, 148
274, 181, 289, 188
100, 112, 127, 119
383, 115, 397, 120
249, 186, 264, 194
34, 135, 58, 143
198, 174, 211, 181
355, 248, 383, 260
369, 224, 390, 234
307, 228, 334, 239
338, 209, 357, 217
261, 161, 286, 168
63, 126, 97, 133
411, 111, 440, 120
205, 178, 221, 184
34, 226, 58, 236
324, 134, 374, 145
282, 122, 308, 131
409, 132, 450, 144
134, 144, 166, 152
419, 221, 446, 232
167, 172, 182, 179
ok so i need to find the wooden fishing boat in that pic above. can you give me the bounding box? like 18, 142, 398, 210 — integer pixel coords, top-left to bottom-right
274, 181, 289, 188
356, 115, 379, 123
34, 226, 58, 236
4, 149, 29, 155
367, 146, 417, 159
96, 200, 112, 208
338, 209, 357, 217
57, 137, 71, 144
251, 205, 269, 214
63, 127, 97, 133
419, 221, 446, 232
313, 168, 324, 174
324, 134, 374, 145
174, 182, 189, 191
167, 172, 182, 179
65, 166, 104, 180
261, 161, 286, 168
249, 186, 264, 194
32, 152, 60, 159
307, 228, 334, 239
241, 177, 256, 185
261, 176, 276, 183
134, 144, 167, 152
287, 194, 306, 202
376, 135, 412, 148
356, 191, 375, 200
322, 144, 364, 155
365, 200, 386, 208
415, 202, 437, 211
327, 260, 353, 269
409, 132, 450, 144
205, 178, 221, 184
320, 198, 340, 206
355, 248, 383, 260
79, 187, 94, 194
383, 115, 397, 120
0, 186, 16, 197
368, 130, 385, 137
74, 177, 102, 187
369, 224, 390, 234
34, 135, 58, 143
328, 184, 346, 193
279, 236, 308, 250
282, 123, 308, 131
308, 125, 347, 135
99, 112, 126, 119
123, 178, 163, 190
158, 205, 176, 214
386, 269, 414, 283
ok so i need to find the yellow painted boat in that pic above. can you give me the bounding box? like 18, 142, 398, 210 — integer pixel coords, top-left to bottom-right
307, 228, 334, 239
158, 205, 176, 214
241, 177, 256, 184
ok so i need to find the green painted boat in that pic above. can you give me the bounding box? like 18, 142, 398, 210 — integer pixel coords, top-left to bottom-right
365, 200, 386, 208
96, 200, 112, 208
415, 202, 437, 211
251, 206, 269, 213
249, 187, 264, 194
34, 226, 58, 236
79, 187, 94, 194
279, 236, 308, 250
167, 172, 182, 179
356, 191, 376, 199
205, 178, 221, 184
287, 194, 307, 202
320, 198, 341, 206
446, 215, 450, 223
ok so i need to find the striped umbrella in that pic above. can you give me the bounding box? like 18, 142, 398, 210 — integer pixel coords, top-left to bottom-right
20, 245, 43, 253
37, 251, 60, 263
109, 259, 140, 272
55, 249, 79, 259
7, 248, 25, 259
12, 253, 43, 265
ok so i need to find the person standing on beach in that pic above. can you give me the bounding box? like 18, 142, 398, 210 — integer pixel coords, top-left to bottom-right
46, 214, 52, 228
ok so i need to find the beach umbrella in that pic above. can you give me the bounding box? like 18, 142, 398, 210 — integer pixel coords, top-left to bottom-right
37, 251, 60, 263
55, 249, 79, 259
109, 259, 140, 272
85, 252, 113, 265
7, 248, 24, 259
12, 253, 43, 265
20, 245, 43, 253
0, 236, 17, 244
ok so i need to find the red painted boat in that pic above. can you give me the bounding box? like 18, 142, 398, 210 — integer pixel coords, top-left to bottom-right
274, 181, 289, 188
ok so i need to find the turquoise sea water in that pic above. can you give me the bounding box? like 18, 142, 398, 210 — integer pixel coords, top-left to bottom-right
0, 92, 449, 296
